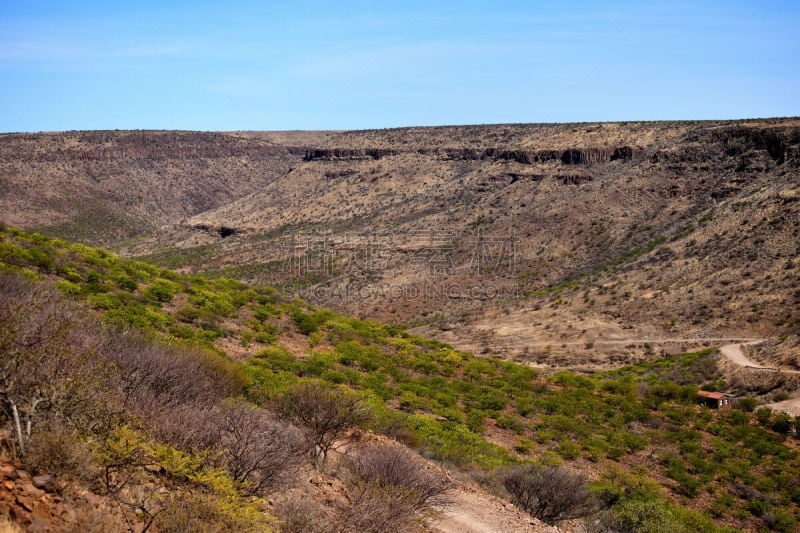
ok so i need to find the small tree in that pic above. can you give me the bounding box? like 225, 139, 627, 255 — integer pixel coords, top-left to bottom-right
0, 274, 116, 456
214, 399, 310, 495
502, 463, 601, 524
277, 381, 371, 466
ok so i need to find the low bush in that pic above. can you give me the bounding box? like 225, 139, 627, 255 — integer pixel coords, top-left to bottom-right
502, 463, 601, 524
274, 496, 331, 533
24, 421, 93, 491
338, 443, 453, 532
154, 491, 270, 533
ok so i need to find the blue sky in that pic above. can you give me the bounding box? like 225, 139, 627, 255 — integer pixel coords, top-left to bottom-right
1, 1, 798, 131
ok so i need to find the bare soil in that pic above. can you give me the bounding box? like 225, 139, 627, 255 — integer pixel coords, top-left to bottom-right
435, 482, 558, 533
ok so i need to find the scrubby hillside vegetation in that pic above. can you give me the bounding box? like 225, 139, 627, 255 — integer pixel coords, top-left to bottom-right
1, 226, 799, 532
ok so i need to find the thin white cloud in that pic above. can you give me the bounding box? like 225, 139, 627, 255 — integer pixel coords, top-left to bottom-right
0, 40, 89, 62
0, 39, 191, 63
120, 43, 190, 58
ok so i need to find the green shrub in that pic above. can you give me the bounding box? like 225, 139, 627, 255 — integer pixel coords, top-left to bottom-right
144, 278, 181, 303
514, 437, 536, 454
557, 440, 581, 460
176, 306, 203, 322
407, 415, 509, 468
253, 346, 297, 371
477, 391, 508, 412
735, 397, 757, 412
514, 396, 536, 417
496, 413, 525, 434
666, 466, 700, 498
612, 431, 648, 453
466, 410, 487, 434
252, 303, 280, 321
725, 409, 750, 425
552, 371, 594, 389
321, 369, 349, 385
87, 292, 123, 310
771, 412, 792, 435
399, 391, 423, 412
291, 309, 326, 335
55, 280, 82, 296
602, 500, 683, 533
709, 493, 735, 518
755, 407, 773, 427
114, 275, 138, 291
762, 507, 797, 532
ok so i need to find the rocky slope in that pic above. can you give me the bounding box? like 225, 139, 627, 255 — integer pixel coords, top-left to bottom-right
178, 120, 800, 365
0, 455, 130, 532
0, 130, 307, 244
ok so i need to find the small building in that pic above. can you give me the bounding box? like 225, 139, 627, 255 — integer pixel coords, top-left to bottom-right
697, 390, 731, 409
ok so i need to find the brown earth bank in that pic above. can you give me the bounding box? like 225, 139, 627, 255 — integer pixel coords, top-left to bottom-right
2, 119, 799, 366
0, 455, 130, 532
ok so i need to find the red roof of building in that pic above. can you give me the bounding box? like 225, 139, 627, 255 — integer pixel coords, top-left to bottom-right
697, 390, 726, 399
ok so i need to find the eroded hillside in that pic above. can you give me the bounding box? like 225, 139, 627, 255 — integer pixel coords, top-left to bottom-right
2, 120, 799, 366
0, 130, 313, 243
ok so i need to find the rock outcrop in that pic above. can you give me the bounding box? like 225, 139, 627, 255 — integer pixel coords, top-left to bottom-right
558, 173, 595, 185
304, 148, 398, 161
303, 145, 637, 165
560, 148, 614, 164
191, 223, 248, 238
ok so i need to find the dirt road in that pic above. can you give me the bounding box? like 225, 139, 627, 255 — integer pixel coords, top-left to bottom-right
719, 341, 774, 370
718, 341, 800, 416
719, 341, 800, 374
435, 484, 556, 533
492, 337, 761, 349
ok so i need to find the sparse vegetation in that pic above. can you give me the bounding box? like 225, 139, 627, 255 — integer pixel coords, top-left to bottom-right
1, 226, 799, 532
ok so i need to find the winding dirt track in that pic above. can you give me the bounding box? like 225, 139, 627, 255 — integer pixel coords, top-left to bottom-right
492, 337, 761, 349
717, 340, 800, 416
719, 341, 774, 369
719, 341, 800, 374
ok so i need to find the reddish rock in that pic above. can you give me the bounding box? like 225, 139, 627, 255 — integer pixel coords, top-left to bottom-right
16, 494, 35, 512
29, 514, 53, 532
20, 483, 45, 499
10, 505, 33, 525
